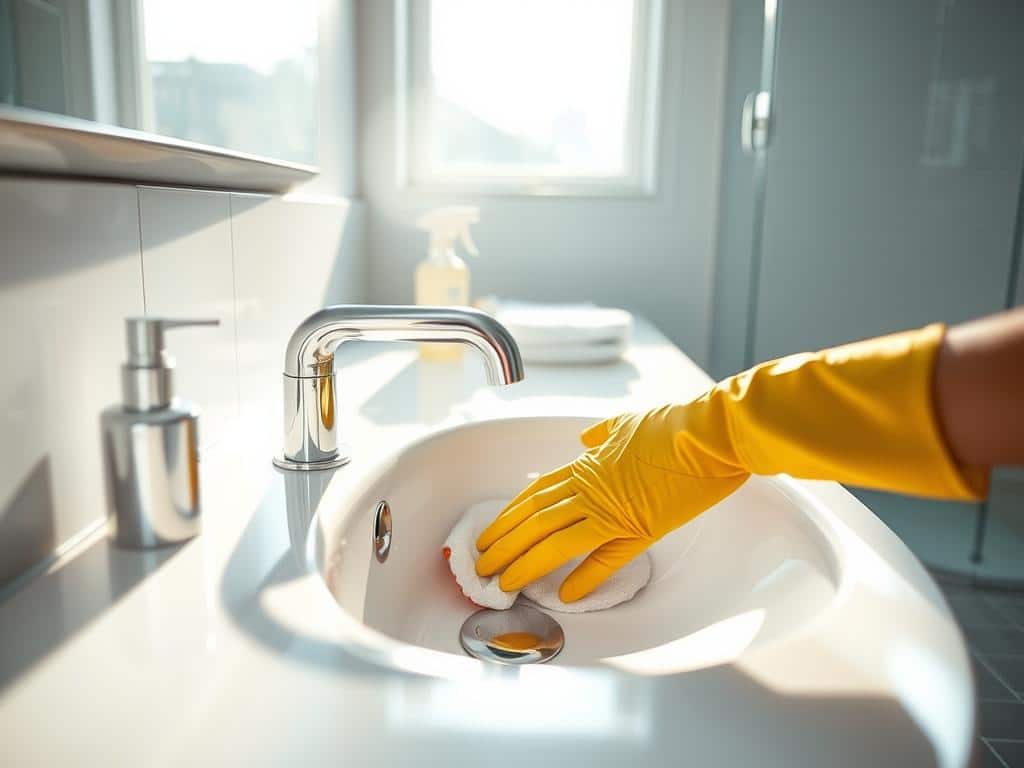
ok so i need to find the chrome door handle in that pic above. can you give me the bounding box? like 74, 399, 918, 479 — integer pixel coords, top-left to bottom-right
741, 90, 772, 155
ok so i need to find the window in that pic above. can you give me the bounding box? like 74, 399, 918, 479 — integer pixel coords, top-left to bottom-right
402, 0, 663, 194
0, 0, 319, 166
138, 0, 319, 165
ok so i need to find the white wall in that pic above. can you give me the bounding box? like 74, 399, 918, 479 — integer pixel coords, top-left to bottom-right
0, 179, 365, 595
0, 179, 144, 589
356, 0, 731, 366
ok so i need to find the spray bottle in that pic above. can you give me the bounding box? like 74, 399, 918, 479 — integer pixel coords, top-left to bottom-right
414, 206, 479, 361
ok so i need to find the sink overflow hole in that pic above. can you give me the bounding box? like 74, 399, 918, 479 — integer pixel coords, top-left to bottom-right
373, 500, 392, 563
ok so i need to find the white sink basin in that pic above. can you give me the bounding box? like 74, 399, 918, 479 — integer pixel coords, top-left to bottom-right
290, 414, 973, 765
315, 416, 839, 667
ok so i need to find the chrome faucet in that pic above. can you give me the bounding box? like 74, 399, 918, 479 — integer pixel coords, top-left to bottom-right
273, 305, 525, 470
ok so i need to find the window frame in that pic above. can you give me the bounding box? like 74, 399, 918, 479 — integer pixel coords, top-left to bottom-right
397, 0, 664, 197
111, 0, 157, 132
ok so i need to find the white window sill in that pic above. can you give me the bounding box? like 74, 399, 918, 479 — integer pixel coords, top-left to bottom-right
401, 177, 656, 199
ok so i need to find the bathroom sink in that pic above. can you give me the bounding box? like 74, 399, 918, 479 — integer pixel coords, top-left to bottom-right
304, 415, 959, 672
313, 416, 839, 666
287, 414, 973, 764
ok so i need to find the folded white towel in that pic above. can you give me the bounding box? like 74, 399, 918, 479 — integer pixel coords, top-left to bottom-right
496, 302, 633, 346
517, 337, 629, 365
444, 500, 651, 613
477, 299, 634, 364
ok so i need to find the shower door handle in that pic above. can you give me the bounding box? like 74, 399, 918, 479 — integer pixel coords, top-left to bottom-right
741, 90, 772, 155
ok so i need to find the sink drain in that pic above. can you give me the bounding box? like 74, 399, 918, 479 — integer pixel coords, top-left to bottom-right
459, 604, 564, 665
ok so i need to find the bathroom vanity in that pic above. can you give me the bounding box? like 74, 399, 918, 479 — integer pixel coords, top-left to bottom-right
0, 320, 975, 767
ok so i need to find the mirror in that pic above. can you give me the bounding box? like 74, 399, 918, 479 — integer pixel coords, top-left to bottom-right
0, 0, 319, 166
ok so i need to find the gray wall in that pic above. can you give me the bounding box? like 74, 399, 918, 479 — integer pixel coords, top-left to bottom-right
1015, 164, 1024, 307
983, 152, 1024, 581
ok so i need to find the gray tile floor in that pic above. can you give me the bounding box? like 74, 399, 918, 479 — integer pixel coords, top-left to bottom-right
932, 572, 1024, 767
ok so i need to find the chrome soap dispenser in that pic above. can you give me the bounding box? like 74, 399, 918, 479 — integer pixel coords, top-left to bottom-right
101, 317, 218, 549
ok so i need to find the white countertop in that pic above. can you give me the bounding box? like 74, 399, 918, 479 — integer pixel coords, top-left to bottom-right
0, 320, 965, 766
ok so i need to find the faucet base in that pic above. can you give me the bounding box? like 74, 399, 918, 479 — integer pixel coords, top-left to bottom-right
272, 451, 351, 472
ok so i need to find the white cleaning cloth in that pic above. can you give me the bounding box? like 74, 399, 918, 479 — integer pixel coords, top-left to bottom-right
444, 500, 651, 613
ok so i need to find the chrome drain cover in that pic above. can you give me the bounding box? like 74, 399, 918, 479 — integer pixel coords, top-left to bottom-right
459, 604, 564, 665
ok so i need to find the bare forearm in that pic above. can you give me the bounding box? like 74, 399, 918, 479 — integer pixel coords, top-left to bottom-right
935, 307, 1024, 468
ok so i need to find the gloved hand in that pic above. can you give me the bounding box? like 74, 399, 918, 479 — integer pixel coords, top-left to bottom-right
474, 405, 749, 603
476, 323, 990, 602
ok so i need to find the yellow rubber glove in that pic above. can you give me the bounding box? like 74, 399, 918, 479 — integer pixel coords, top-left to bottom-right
475, 323, 990, 602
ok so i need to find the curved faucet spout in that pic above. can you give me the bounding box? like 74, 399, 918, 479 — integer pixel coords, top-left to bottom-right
275, 305, 525, 471
283, 305, 524, 383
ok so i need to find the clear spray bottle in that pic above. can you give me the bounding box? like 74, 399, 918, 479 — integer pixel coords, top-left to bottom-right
414, 206, 479, 361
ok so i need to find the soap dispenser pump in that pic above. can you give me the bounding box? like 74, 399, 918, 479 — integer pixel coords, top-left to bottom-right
101, 317, 219, 549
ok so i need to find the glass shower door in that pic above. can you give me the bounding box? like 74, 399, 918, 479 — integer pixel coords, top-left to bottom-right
745, 0, 1024, 580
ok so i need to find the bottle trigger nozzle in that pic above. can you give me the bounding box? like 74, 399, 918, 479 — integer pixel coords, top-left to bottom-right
459, 222, 479, 257
415, 205, 481, 261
